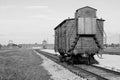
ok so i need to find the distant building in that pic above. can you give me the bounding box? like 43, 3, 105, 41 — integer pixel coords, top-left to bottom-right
42, 40, 47, 49
7, 40, 19, 48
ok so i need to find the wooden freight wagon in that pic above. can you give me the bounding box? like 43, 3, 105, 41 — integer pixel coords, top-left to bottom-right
54, 6, 105, 64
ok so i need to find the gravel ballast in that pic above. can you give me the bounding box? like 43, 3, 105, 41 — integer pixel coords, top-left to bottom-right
41, 49, 120, 73
35, 50, 86, 80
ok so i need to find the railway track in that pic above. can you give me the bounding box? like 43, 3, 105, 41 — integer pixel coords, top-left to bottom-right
35, 49, 120, 80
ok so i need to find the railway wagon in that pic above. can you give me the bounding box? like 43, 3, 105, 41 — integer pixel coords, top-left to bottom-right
54, 6, 105, 64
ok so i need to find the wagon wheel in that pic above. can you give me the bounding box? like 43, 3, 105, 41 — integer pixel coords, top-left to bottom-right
68, 59, 74, 65
67, 55, 74, 65
59, 56, 65, 62
87, 56, 91, 65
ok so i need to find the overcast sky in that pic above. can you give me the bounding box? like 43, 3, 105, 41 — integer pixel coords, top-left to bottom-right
0, 0, 120, 45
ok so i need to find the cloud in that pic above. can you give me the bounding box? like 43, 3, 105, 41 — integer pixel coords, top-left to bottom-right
29, 15, 46, 18
26, 6, 48, 9
0, 19, 35, 24
29, 15, 62, 21
29, 15, 50, 20
0, 5, 16, 9
0, 5, 48, 9
0, 34, 6, 36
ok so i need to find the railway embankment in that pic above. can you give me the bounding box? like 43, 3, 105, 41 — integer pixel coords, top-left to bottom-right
35, 50, 86, 80
0, 48, 85, 80
41, 49, 120, 73
35, 49, 120, 80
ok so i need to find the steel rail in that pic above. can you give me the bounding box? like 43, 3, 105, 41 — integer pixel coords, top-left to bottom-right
91, 65, 120, 75
36, 50, 119, 80
33, 50, 109, 80
35, 49, 120, 80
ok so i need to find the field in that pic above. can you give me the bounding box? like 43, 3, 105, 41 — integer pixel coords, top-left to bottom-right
104, 47, 120, 55
0, 49, 51, 80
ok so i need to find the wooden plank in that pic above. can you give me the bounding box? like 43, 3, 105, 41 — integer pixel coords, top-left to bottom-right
78, 18, 96, 34
67, 20, 76, 52
92, 18, 96, 34
85, 18, 92, 34
96, 20, 104, 48
54, 18, 104, 54
54, 30, 58, 51
78, 18, 84, 34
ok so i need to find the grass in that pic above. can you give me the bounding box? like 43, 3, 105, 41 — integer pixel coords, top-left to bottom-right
104, 47, 120, 55
0, 49, 51, 80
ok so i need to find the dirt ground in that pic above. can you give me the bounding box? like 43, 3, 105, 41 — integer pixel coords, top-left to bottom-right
0, 49, 51, 80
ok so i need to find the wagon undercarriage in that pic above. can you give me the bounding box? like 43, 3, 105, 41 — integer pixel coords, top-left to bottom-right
59, 52, 99, 65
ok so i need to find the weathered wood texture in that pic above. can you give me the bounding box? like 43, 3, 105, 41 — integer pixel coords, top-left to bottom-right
96, 19, 104, 48
54, 6, 104, 54
54, 19, 104, 54
75, 6, 96, 18
78, 18, 96, 34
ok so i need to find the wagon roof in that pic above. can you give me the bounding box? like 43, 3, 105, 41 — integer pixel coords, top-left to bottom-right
54, 18, 74, 30
97, 18, 105, 21
77, 6, 97, 11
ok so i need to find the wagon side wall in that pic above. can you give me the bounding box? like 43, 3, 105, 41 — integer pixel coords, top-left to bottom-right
55, 21, 69, 53
61, 22, 67, 52
96, 19, 104, 48
66, 20, 76, 52
54, 29, 57, 52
